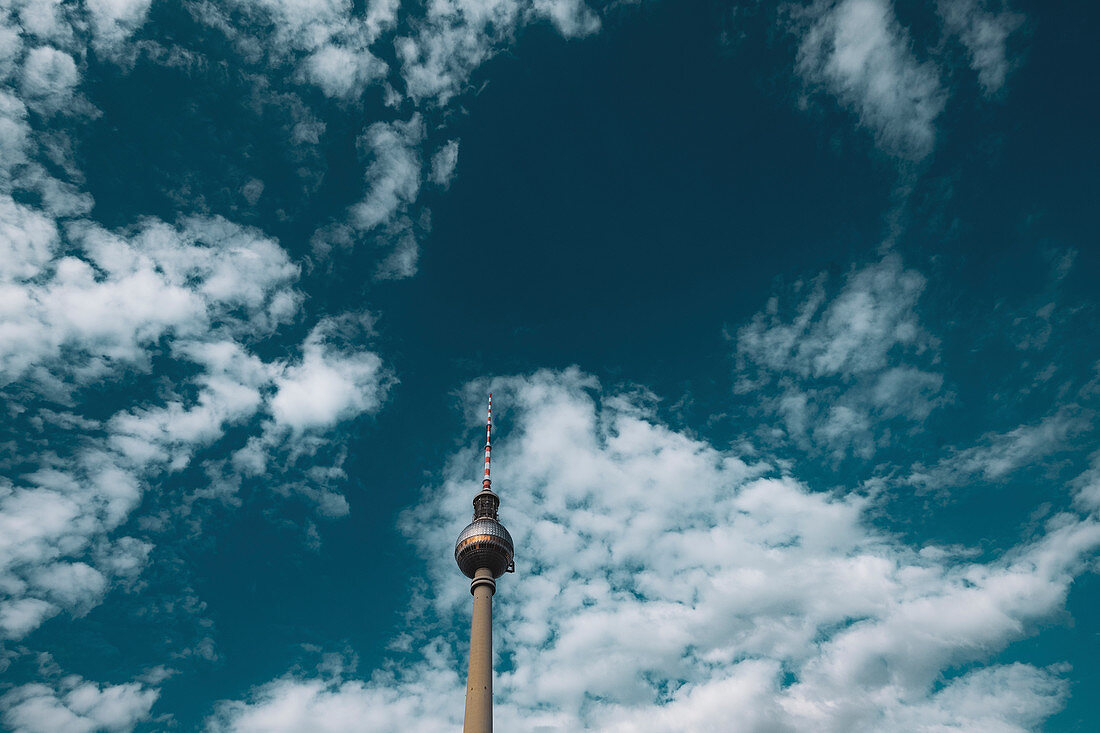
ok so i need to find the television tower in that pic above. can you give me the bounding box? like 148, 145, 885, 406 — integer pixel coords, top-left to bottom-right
454, 393, 515, 733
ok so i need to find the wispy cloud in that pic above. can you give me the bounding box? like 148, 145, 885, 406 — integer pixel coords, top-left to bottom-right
197, 0, 397, 101
787, 0, 1025, 160
189, 0, 603, 274
792, 0, 947, 160
396, 0, 599, 105
906, 405, 1094, 493
938, 0, 1025, 96
732, 254, 947, 460
428, 139, 460, 189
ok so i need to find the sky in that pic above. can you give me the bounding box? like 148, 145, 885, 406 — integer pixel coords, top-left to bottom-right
1, 0, 1099, 730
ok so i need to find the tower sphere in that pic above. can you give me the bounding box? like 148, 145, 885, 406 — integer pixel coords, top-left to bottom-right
455, 517, 514, 579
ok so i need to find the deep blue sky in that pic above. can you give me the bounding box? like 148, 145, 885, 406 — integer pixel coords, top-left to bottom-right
1, 0, 1099, 731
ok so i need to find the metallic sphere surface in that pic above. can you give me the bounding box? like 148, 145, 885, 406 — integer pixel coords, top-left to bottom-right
455, 518, 514, 578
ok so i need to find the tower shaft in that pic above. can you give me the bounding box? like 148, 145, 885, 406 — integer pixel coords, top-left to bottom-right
463, 568, 496, 733
456, 394, 514, 733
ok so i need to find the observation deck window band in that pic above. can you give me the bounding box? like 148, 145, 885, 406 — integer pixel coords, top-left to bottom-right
456, 533, 511, 547
456, 520, 514, 544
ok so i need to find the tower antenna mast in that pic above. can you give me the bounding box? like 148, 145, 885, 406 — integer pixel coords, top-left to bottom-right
483, 393, 492, 491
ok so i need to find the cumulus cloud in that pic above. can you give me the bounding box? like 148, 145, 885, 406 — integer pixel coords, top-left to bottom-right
0, 11, 397, 641
270, 318, 389, 433
84, 0, 154, 55
737, 255, 929, 379
792, 0, 947, 160
205, 0, 599, 106
298, 45, 388, 99
0, 195, 57, 280
205, 0, 398, 99
0, 212, 392, 641
732, 254, 946, 459
0, 22, 20, 82
0, 216, 299, 388
1, 675, 158, 733
0, 12, 396, 654
533, 0, 601, 37
207, 645, 462, 733
0, 454, 147, 640
14, 2, 66, 46
207, 369, 1100, 731
0, 599, 59, 640
19, 46, 79, 114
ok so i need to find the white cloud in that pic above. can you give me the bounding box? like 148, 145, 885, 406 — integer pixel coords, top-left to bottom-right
0, 599, 59, 640
187, 0, 603, 274
84, 0, 154, 54
794, 0, 947, 160
16, 0, 72, 45
206, 0, 597, 105
1073, 454, 1100, 514
532, 0, 600, 37
374, 230, 419, 280
208, 649, 462, 733
0, 455, 147, 640
298, 45, 388, 99
270, 318, 390, 432
938, 0, 1024, 96
733, 254, 945, 458
0, 21, 22, 83
0, 216, 299, 388
0, 195, 58, 280
428, 139, 460, 189
736, 255, 929, 380
0, 211, 391, 641
0, 92, 31, 184
395, 2, 521, 105
871, 366, 944, 420
907, 406, 1093, 493
28, 562, 107, 615
303, 117, 427, 279
1, 676, 158, 733
207, 369, 1100, 731
19, 46, 79, 114
396, 0, 599, 104
351, 117, 423, 232
106, 341, 272, 468
210, 0, 398, 99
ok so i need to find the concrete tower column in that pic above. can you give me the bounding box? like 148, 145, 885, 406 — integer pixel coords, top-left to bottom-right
463, 567, 496, 733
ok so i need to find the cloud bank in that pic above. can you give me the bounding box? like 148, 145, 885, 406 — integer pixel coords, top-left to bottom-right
207, 365, 1100, 731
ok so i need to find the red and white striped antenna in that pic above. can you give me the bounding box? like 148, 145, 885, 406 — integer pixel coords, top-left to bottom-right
482, 393, 493, 491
